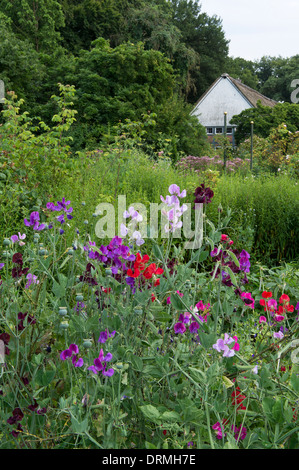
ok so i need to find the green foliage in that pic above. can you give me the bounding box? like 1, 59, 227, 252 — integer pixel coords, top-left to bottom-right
0, 0, 65, 52
257, 55, 299, 103
231, 102, 299, 145
0, 84, 81, 238
206, 173, 299, 264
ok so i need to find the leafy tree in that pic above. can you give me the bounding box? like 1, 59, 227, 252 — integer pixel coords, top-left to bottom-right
171, 0, 230, 102
0, 12, 46, 111
231, 101, 299, 144
0, 0, 65, 52
256, 55, 299, 103
58, 0, 145, 51
224, 57, 259, 90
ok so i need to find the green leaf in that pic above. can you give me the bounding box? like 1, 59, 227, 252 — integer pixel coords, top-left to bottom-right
226, 250, 240, 268
52, 273, 67, 299
222, 376, 234, 388
35, 368, 56, 387
262, 397, 276, 422
170, 292, 185, 310
160, 411, 181, 422
291, 373, 299, 393
222, 265, 238, 287
71, 416, 88, 434
139, 405, 161, 422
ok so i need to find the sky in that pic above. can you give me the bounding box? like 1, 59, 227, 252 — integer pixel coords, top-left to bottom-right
199, 0, 299, 61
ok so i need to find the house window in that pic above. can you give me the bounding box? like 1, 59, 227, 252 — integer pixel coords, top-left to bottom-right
216, 127, 223, 134
206, 127, 213, 134
226, 127, 233, 134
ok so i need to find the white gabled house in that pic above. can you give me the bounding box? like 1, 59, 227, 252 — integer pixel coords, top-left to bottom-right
191, 73, 277, 146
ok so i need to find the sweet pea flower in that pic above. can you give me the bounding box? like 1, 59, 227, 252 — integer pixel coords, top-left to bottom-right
213, 333, 238, 358
174, 322, 186, 334
11, 233, 26, 246
25, 273, 39, 289
273, 331, 284, 340
24, 212, 46, 231
60, 343, 84, 368
87, 349, 114, 376
98, 328, 116, 344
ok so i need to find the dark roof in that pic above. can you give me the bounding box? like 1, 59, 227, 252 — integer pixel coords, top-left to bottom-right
194, 73, 277, 109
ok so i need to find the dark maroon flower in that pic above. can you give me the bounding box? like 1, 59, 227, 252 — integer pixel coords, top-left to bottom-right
194, 184, 214, 206
11, 253, 30, 279
11, 423, 23, 437
79, 263, 98, 286
12, 253, 23, 265
37, 407, 47, 415
21, 376, 29, 386
16, 312, 36, 331
7, 407, 24, 425
28, 399, 39, 411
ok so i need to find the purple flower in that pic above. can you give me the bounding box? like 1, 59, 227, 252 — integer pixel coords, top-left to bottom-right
98, 328, 116, 344
60, 344, 84, 367
0, 263, 4, 270
239, 250, 251, 273
11, 233, 26, 246
232, 425, 247, 441
273, 331, 284, 340
168, 184, 187, 198
87, 349, 114, 377
189, 321, 200, 333
213, 333, 236, 357
25, 273, 39, 289
24, 212, 46, 231
178, 312, 191, 324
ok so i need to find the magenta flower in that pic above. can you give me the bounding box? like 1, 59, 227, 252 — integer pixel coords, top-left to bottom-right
259, 316, 267, 323
232, 424, 247, 441
60, 344, 84, 367
212, 421, 226, 439
241, 292, 255, 309
174, 322, 186, 334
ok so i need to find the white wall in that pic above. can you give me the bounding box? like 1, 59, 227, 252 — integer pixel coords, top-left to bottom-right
191, 77, 253, 127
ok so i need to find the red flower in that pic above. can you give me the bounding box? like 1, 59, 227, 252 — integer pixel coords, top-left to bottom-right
127, 253, 150, 278
262, 291, 272, 299
279, 294, 290, 303
143, 263, 164, 280
231, 387, 246, 410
